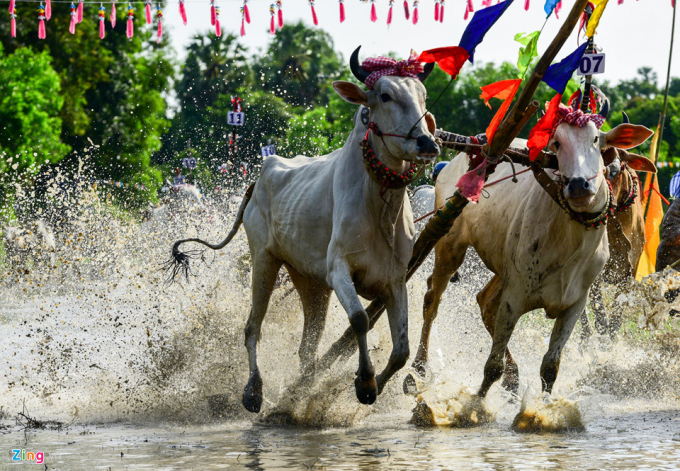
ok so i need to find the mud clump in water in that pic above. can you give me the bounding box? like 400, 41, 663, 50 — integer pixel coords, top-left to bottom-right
511, 394, 585, 433
410, 389, 493, 428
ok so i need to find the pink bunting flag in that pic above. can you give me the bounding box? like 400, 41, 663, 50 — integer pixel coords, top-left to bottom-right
467, 0, 474, 13
524, 0, 529, 10
215, 4, 221, 36
98, 4, 105, 38
240, 6, 245, 35
110, 0, 116, 27
439, 0, 444, 21
554, 0, 561, 18
339, 0, 345, 22
370, 0, 377, 21
277, 0, 283, 27
38, 4, 46, 39
270, 3, 275, 34
179, 0, 186, 25
464, 3, 470, 19
403, 0, 410, 18
10, 8, 16, 37
435, 0, 439, 20
76, 0, 83, 23
243, 0, 250, 23
156, 5, 162, 43
387, 0, 393, 24
210, 0, 215, 25
144, 0, 151, 24
69, 3, 76, 33
9, 0, 14, 14
126, 4, 133, 38
309, 0, 318, 25
45, 0, 51, 20
412, 0, 419, 23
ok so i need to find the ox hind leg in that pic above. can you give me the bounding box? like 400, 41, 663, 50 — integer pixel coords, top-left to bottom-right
376, 281, 410, 395
541, 296, 588, 394
242, 251, 283, 413
403, 238, 467, 395
285, 264, 331, 377
478, 276, 520, 395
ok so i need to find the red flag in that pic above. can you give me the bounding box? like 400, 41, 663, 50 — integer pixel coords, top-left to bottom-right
527, 93, 563, 161
418, 46, 470, 78
480, 78, 522, 145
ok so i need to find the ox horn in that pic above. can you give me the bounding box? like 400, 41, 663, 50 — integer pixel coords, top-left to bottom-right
418, 62, 435, 82
622, 111, 630, 124
599, 95, 610, 120
350, 46, 371, 84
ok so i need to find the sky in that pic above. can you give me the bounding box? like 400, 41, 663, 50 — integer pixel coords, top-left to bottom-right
162, 0, 678, 84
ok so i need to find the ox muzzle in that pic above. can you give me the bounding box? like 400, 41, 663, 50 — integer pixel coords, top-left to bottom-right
416, 135, 440, 158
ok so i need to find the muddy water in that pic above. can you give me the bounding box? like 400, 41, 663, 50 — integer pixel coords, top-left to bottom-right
1, 188, 680, 469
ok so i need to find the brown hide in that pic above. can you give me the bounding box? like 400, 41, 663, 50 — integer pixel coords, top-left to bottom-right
602, 166, 645, 284
656, 198, 680, 271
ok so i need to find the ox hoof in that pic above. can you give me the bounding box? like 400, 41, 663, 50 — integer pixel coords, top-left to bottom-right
242, 373, 263, 413
354, 375, 378, 405
403, 373, 418, 396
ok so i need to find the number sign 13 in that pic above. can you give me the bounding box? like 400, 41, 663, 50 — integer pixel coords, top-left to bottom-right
577, 53, 605, 76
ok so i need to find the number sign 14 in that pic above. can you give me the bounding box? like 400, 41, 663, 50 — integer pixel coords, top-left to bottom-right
577, 53, 605, 76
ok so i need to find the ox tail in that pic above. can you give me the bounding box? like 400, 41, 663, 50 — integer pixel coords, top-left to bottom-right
164, 183, 255, 282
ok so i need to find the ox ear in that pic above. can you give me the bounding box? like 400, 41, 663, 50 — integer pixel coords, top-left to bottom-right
602, 147, 619, 167
618, 149, 657, 173
425, 112, 437, 135
603, 124, 654, 149
333, 81, 368, 106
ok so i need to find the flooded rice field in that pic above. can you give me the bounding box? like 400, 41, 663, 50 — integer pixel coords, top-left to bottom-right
2, 175, 680, 469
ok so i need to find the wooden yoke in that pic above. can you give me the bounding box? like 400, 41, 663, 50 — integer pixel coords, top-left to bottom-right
312, 0, 593, 374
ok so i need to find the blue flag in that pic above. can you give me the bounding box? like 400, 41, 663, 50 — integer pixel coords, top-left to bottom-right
459, 0, 515, 64
544, 0, 559, 16
543, 42, 588, 94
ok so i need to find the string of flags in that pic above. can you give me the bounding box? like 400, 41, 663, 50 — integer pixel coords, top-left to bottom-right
657, 161, 680, 168
4, 0, 662, 40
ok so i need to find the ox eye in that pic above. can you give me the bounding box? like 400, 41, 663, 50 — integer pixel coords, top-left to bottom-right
380, 93, 392, 103
554, 141, 561, 150
594, 136, 599, 144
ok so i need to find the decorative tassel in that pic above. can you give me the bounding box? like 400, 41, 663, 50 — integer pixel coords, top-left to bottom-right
215, 4, 221, 36
277, 0, 283, 27
524, 0, 529, 9
387, 0, 393, 25
339, 0, 345, 22
144, 0, 151, 24
9, 0, 14, 14
98, 4, 105, 38
178, 0, 186, 24
45, 0, 51, 20
210, 0, 215, 25
370, 0, 377, 22
240, 6, 245, 35
38, 5, 46, 39
156, 5, 162, 43
126, 4, 133, 38
434, 0, 439, 21
243, 0, 250, 23
309, 0, 318, 25
439, 0, 444, 21
110, 0, 116, 27
76, 0, 83, 23
69, 3, 76, 33
10, 7, 16, 37
269, 3, 275, 34
412, 0, 418, 24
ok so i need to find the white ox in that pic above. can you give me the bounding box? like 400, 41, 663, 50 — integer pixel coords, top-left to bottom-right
169, 47, 439, 412
404, 105, 652, 399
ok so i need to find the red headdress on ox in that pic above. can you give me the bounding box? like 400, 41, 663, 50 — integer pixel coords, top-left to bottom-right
350, 46, 434, 90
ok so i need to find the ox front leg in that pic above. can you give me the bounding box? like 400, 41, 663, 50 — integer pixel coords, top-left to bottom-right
328, 265, 377, 405
478, 296, 523, 399
376, 281, 409, 395
541, 296, 588, 394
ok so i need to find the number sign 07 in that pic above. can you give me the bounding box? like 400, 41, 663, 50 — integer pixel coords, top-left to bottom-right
577, 53, 605, 76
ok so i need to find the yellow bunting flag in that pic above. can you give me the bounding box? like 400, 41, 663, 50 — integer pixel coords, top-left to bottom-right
586, 0, 609, 38
636, 123, 664, 280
